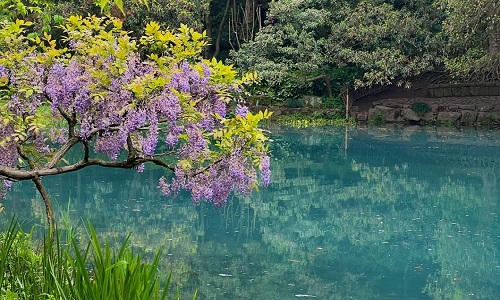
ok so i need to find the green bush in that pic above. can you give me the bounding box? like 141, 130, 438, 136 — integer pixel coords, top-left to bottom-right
368, 113, 385, 125
411, 102, 431, 116
284, 98, 304, 108
0, 221, 43, 299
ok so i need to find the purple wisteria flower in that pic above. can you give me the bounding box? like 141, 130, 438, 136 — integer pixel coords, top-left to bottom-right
0, 17, 272, 212
0, 65, 9, 79
260, 155, 271, 186
235, 104, 249, 117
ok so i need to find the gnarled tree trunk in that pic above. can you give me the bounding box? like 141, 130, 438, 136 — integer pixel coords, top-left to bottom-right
489, 31, 499, 56
32, 176, 55, 238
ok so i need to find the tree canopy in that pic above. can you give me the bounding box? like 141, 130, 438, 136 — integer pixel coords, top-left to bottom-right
438, 0, 500, 81
230, 0, 499, 102
0, 15, 271, 233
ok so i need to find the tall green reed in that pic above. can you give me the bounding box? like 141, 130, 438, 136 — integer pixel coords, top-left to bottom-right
0, 218, 196, 300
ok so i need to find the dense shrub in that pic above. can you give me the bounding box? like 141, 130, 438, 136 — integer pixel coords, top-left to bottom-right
411, 102, 431, 116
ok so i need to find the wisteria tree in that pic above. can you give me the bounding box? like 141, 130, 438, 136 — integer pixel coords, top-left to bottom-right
0, 16, 271, 235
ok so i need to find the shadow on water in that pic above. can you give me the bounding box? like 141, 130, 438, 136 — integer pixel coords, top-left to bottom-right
2, 125, 499, 299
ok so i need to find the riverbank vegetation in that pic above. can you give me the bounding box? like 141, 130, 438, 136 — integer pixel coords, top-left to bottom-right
2, 1, 497, 114
0, 218, 193, 299
231, 0, 499, 106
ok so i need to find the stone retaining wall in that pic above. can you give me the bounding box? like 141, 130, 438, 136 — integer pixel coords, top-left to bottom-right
428, 83, 500, 97
353, 96, 500, 125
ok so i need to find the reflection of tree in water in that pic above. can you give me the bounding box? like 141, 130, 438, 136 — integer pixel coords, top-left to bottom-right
2, 128, 499, 299
187, 128, 499, 299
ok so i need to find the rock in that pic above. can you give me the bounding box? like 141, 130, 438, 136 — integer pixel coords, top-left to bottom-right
368, 106, 399, 122
477, 105, 493, 112
422, 111, 437, 122
458, 104, 476, 110
267, 107, 282, 116
460, 110, 478, 123
437, 111, 461, 122
460, 111, 478, 123
401, 108, 421, 121
477, 112, 500, 124
402, 125, 424, 137
437, 105, 448, 112
356, 111, 368, 121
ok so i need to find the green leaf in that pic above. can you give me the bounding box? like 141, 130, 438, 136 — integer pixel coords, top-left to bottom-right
114, 0, 124, 15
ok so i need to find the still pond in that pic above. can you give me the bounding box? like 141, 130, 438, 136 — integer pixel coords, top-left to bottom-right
3, 126, 500, 299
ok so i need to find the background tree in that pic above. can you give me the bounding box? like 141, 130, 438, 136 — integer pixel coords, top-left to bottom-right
229, 0, 445, 105
0, 15, 271, 235
327, 0, 445, 87
438, 0, 500, 81
229, 0, 336, 104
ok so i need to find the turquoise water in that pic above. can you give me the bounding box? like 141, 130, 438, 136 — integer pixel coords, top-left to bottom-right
3, 126, 500, 299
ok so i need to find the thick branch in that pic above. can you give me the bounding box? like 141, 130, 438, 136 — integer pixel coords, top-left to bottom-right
306, 74, 333, 98
44, 136, 80, 169
83, 140, 90, 161
57, 106, 76, 137
1, 157, 175, 181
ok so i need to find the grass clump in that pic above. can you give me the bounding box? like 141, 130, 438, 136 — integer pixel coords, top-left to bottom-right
0, 218, 195, 300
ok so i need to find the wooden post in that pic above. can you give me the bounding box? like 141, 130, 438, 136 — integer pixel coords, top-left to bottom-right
344, 125, 348, 153
345, 89, 349, 120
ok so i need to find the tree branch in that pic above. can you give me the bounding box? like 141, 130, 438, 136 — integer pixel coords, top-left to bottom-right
33, 175, 55, 238
83, 140, 90, 161
1, 156, 175, 181
127, 134, 136, 159
16, 144, 35, 169
57, 106, 75, 136
153, 151, 176, 157
44, 136, 80, 169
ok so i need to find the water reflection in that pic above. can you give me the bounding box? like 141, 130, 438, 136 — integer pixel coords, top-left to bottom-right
2, 126, 499, 299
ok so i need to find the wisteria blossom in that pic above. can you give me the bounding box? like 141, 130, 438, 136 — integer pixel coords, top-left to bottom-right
0, 16, 271, 231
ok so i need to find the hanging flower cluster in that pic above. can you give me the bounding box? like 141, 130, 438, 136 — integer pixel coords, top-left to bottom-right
0, 16, 271, 207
